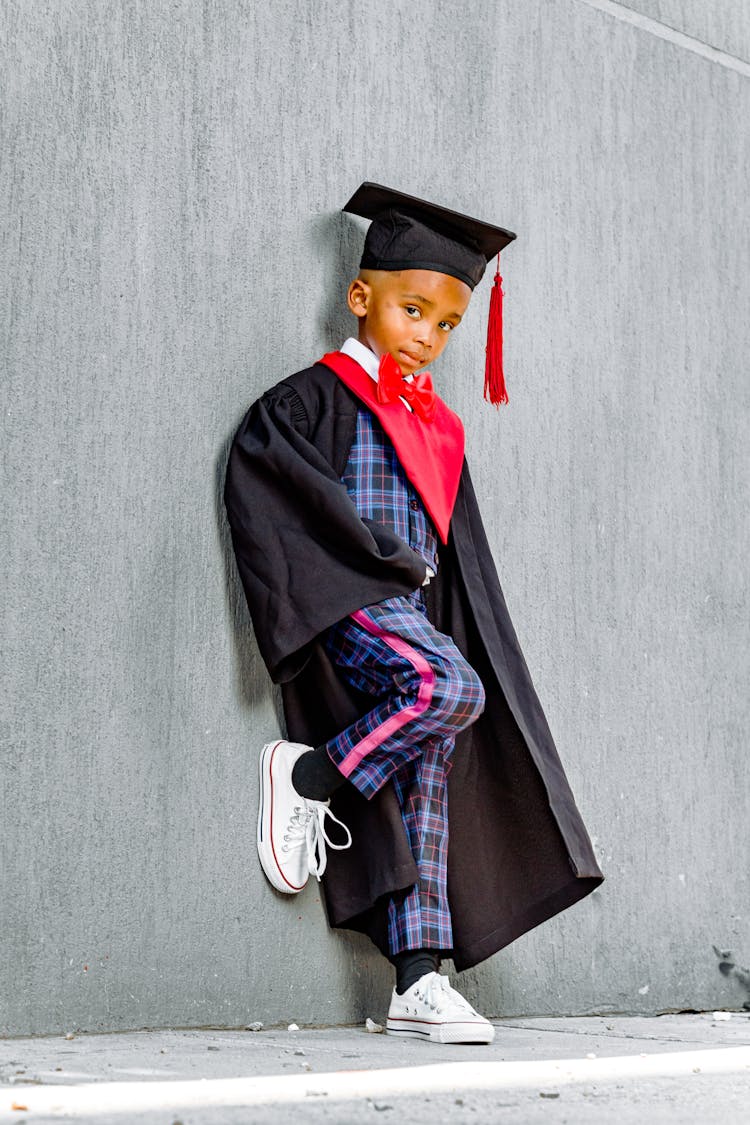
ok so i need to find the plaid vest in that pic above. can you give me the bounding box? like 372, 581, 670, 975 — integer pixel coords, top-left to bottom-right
341, 407, 439, 574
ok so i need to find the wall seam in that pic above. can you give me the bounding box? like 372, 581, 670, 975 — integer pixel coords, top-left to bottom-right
578, 0, 750, 76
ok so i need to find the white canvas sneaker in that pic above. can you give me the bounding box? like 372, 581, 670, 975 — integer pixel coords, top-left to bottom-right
386, 971, 495, 1044
257, 740, 352, 894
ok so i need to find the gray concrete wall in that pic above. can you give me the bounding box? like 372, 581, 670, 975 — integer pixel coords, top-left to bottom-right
2, 0, 748, 1036
616, 0, 750, 63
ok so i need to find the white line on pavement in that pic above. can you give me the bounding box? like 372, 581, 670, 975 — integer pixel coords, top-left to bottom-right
3, 1046, 750, 1117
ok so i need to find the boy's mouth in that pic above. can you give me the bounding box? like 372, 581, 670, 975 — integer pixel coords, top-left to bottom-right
398, 349, 425, 368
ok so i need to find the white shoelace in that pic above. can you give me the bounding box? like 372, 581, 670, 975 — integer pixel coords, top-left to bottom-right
414, 973, 479, 1016
282, 800, 352, 881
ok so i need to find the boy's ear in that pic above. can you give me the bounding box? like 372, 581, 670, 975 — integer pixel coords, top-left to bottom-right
347, 278, 370, 319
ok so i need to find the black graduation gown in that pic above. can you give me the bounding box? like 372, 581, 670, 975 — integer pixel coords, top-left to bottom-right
224, 361, 603, 971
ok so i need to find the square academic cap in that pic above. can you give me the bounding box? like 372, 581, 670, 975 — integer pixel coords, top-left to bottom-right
343, 182, 516, 404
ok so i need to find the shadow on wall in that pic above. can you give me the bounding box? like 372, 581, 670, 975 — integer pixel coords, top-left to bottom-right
212, 208, 400, 1002
213, 430, 285, 734
714, 946, 750, 1010
309, 210, 364, 351
213, 208, 364, 731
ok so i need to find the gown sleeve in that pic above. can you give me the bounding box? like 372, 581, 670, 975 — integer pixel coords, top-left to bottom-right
224, 381, 428, 682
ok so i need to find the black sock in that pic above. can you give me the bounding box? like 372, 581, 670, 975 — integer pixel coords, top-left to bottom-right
291, 746, 346, 802
390, 949, 441, 995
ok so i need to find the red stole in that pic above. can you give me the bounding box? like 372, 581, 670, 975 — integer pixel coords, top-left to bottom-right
318, 351, 465, 545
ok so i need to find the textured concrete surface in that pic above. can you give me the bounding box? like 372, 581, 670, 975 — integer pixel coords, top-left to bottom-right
2, 0, 749, 1034
2, 1016, 750, 1123
614, 0, 750, 63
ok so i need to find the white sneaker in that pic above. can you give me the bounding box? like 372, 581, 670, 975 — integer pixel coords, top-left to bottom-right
386, 971, 495, 1044
257, 740, 352, 894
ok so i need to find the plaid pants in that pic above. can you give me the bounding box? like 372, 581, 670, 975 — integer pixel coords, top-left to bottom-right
322, 594, 486, 955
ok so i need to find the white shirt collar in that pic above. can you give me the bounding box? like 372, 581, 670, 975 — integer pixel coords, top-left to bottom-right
339, 337, 416, 386
340, 337, 380, 382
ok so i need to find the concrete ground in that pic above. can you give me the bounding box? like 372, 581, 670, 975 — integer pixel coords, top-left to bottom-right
2, 1013, 749, 1123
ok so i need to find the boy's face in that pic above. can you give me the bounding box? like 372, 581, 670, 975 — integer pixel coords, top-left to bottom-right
347, 269, 472, 375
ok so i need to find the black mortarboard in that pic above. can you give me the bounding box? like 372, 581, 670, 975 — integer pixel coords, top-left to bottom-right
343, 182, 515, 291
343, 182, 516, 404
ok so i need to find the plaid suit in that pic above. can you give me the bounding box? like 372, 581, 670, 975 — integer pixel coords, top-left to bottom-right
322, 406, 485, 954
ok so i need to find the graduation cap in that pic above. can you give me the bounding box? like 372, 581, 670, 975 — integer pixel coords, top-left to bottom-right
343, 182, 516, 404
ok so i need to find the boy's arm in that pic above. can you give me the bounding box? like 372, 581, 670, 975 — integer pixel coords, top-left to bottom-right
224, 382, 428, 682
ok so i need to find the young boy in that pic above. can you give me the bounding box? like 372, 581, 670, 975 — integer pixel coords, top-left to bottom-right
224, 183, 603, 1044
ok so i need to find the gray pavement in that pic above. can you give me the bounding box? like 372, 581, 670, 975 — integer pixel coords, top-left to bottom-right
2, 1013, 750, 1123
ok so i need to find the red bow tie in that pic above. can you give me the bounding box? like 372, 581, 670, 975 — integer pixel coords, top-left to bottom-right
376, 353, 436, 423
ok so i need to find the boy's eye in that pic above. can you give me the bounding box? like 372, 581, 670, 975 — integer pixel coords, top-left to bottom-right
439, 320, 455, 332
404, 305, 420, 319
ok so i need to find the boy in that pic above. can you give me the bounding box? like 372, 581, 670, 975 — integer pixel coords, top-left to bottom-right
224, 184, 603, 1044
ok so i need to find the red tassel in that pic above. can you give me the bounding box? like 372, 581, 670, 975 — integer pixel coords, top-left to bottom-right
484, 254, 508, 405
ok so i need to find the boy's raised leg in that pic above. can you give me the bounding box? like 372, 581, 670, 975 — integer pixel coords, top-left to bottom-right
257, 740, 351, 894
